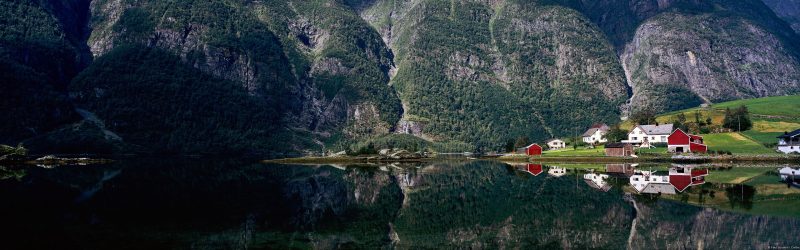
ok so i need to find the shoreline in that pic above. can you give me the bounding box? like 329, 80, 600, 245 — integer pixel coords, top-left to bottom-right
264, 154, 800, 165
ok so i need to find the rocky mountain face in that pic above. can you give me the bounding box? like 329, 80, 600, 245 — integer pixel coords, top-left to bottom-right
2, 0, 800, 154
763, 0, 800, 33
3, 0, 403, 155
355, 0, 630, 147
622, 11, 800, 113
632, 200, 800, 249
0, 0, 89, 144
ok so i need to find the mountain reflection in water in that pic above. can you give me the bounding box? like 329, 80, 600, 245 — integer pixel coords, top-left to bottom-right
0, 159, 798, 249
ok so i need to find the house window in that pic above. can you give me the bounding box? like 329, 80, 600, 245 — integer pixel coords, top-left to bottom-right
632, 137, 637, 140
661, 136, 666, 141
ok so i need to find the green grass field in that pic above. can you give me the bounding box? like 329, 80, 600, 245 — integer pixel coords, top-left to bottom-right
740, 130, 782, 146
625, 95, 800, 129
542, 146, 606, 156
744, 172, 783, 185
704, 167, 774, 184
658, 95, 800, 119
713, 95, 800, 120
702, 133, 778, 154
636, 147, 668, 156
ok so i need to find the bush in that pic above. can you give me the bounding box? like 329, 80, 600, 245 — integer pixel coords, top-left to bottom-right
650, 142, 668, 148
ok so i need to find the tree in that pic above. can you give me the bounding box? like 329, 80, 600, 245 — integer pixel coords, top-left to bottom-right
723, 105, 752, 131
674, 113, 689, 132
694, 110, 703, 125
722, 107, 734, 130
631, 109, 657, 125
504, 140, 515, 153
513, 136, 530, 149
735, 105, 753, 131
604, 125, 628, 142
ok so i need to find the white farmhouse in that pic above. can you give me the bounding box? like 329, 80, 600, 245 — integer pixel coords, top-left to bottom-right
583, 172, 611, 192
777, 129, 800, 154
546, 139, 567, 150
548, 166, 567, 177
629, 170, 675, 194
582, 124, 610, 144
779, 167, 799, 182
624, 124, 674, 147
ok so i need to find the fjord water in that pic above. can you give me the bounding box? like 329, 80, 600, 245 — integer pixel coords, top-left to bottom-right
1, 160, 798, 249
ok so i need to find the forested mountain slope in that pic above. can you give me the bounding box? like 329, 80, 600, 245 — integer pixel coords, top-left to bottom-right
0, 0, 90, 145
763, 0, 800, 33
356, 0, 629, 149
2, 0, 800, 154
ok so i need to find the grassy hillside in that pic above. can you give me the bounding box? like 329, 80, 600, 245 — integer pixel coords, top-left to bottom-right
625, 95, 800, 154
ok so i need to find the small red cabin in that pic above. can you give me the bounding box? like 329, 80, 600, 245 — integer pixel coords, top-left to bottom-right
668, 129, 707, 153
520, 143, 542, 156
526, 164, 543, 176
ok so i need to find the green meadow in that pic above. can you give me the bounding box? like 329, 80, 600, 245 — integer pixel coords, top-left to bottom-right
542, 146, 606, 156
624, 95, 800, 155
702, 133, 778, 155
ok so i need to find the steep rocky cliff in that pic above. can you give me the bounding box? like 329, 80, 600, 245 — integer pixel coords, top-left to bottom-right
8, 0, 405, 154
2, 0, 800, 154
355, 0, 630, 148
621, 12, 800, 113
632, 200, 800, 249
763, 0, 800, 33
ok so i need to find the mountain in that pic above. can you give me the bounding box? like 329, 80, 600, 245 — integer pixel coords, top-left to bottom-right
356, 0, 629, 149
2, 0, 800, 155
763, 0, 800, 33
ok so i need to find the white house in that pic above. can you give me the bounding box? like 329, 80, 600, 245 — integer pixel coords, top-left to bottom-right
548, 166, 567, 177
624, 123, 674, 147
777, 129, 800, 154
780, 167, 799, 182
583, 172, 611, 192
546, 139, 567, 150
629, 170, 675, 194
582, 124, 610, 144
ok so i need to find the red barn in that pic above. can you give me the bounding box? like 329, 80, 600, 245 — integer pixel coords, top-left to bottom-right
669, 166, 708, 192
518, 143, 543, 156
668, 129, 707, 153
526, 164, 543, 176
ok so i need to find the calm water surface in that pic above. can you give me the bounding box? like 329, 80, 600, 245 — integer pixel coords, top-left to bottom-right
1, 159, 799, 249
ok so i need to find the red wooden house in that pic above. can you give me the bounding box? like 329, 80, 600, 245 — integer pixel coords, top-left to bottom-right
518, 143, 542, 156
526, 164, 543, 176
668, 129, 707, 153
669, 165, 709, 192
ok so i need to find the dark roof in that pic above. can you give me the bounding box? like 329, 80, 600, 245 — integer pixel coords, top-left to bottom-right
778, 129, 800, 139
605, 143, 631, 148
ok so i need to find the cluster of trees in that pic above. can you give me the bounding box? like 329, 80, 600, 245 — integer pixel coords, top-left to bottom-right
673, 110, 715, 134
388, 1, 626, 152
722, 106, 752, 132
604, 125, 629, 142
0, 144, 27, 159
0, 0, 84, 144
347, 134, 474, 155
669, 105, 752, 135
70, 46, 298, 155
